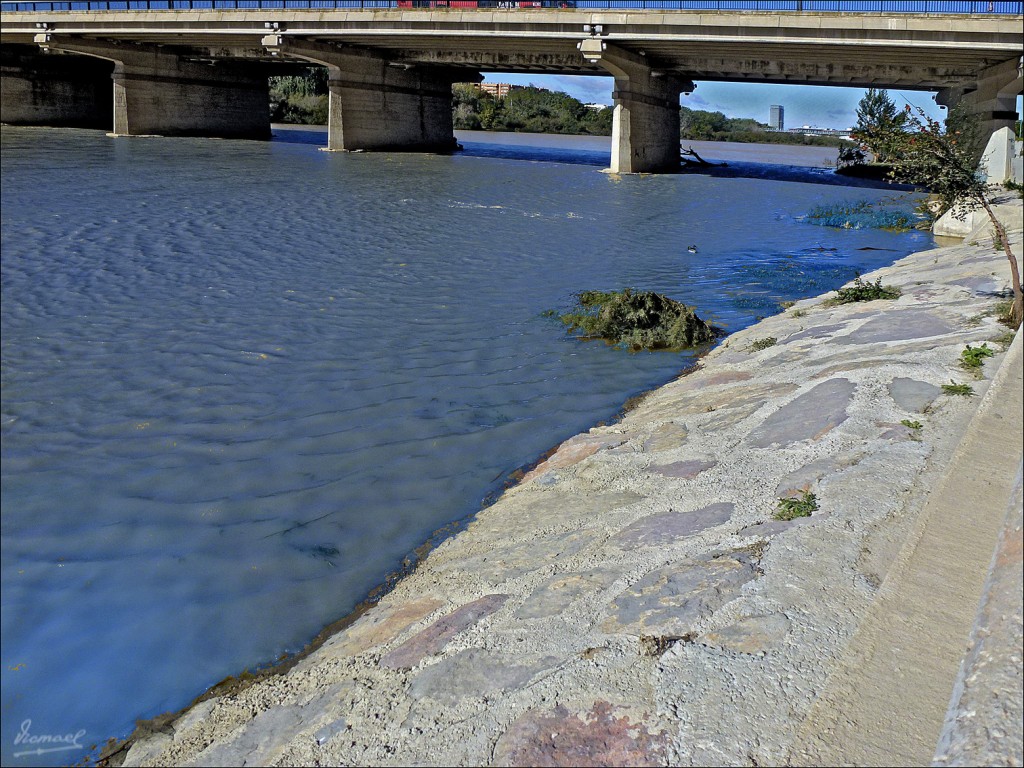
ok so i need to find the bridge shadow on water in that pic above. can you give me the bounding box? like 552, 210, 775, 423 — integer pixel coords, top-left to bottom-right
270, 125, 909, 190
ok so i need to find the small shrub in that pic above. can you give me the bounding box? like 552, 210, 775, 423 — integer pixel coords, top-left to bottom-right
832, 277, 902, 304
900, 419, 923, 430
774, 491, 818, 521
941, 381, 974, 396
792, 308, 807, 318
960, 343, 994, 371
749, 337, 777, 351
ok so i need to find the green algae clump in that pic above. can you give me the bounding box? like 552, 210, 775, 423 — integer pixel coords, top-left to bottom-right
559, 289, 718, 351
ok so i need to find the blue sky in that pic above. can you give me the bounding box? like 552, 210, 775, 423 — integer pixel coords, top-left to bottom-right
484, 73, 950, 130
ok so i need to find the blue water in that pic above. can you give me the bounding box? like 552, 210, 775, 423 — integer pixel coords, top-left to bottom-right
0, 125, 932, 765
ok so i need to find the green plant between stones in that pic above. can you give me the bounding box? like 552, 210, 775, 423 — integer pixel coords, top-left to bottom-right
749, 337, 778, 352
773, 491, 819, 521
960, 343, 995, 372
941, 381, 975, 397
831, 277, 902, 305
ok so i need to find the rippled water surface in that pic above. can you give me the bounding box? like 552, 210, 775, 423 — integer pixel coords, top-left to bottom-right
0, 125, 931, 765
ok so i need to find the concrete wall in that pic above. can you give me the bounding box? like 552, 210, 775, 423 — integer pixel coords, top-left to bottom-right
0, 44, 113, 129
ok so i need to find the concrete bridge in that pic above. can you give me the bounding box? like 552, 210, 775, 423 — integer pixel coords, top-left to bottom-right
1, 1, 1022, 172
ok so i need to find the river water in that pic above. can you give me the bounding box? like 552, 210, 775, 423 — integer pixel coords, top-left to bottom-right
0, 125, 931, 765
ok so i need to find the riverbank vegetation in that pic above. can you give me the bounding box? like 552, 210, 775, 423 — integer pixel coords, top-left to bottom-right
851, 96, 1023, 328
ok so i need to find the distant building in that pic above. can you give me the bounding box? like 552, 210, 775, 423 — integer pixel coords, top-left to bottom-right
787, 126, 853, 139
769, 104, 785, 131
477, 82, 520, 99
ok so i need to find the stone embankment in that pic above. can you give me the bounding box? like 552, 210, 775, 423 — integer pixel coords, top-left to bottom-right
116, 202, 1023, 767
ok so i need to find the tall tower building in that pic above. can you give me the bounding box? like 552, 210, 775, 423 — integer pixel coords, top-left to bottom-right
769, 104, 785, 131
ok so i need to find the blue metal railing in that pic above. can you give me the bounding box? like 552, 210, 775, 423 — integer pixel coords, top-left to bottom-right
2, 0, 1021, 12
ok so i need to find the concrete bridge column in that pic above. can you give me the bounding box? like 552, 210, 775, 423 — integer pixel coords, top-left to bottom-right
263, 36, 474, 153
936, 56, 1023, 180
32, 35, 270, 139
579, 38, 691, 174
0, 44, 113, 129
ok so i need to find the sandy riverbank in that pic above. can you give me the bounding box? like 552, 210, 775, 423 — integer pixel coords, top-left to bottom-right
110, 200, 1022, 767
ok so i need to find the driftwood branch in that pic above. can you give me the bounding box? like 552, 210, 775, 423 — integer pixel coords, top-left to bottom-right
681, 146, 727, 167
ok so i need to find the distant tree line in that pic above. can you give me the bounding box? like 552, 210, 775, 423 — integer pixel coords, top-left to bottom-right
452, 83, 614, 134
679, 106, 849, 147
269, 69, 329, 125
268, 69, 850, 148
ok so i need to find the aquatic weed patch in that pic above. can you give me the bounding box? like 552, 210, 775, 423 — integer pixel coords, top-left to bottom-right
557, 289, 719, 351
804, 199, 917, 232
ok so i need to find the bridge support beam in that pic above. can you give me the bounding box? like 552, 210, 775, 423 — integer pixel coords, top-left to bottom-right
0, 44, 113, 129
263, 37, 474, 153
936, 56, 1023, 181
33, 35, 270, 140
579, 39, 690, 174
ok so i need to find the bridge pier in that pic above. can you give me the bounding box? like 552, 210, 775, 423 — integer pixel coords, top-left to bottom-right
32, 35, 270, 140
263, 37, 473, 153
0, 44, 113, 129
579, 39, 691, 174
937, 56, 1023, 181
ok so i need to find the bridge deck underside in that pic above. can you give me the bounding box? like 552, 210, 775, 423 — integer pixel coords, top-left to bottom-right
2, 10, 1021, 87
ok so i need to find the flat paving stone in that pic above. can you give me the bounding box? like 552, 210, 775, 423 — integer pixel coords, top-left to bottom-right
408, 648, 559, 704
642, 422, 689, 452
466, 490, 642, 539
649, 459, 717, 479
748, 379, 855, 449
785, 323, 849, 342
525, 432, 629, 482
379, 594, 508, 670
840, 311, 957, 344
190, 684, 348, 767
602, 553, 758, 635
699, 613, 791, 655
434, 528, 598, 585
889, 377, 942, 414
776, 452, 862, 497
518, 568, 621, 620
493, 701, 668, 767
611, 503, 734, 550
319, 598, 444, 660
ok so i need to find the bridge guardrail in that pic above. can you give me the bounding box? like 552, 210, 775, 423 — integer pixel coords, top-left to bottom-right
1, 0, 1022, 13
